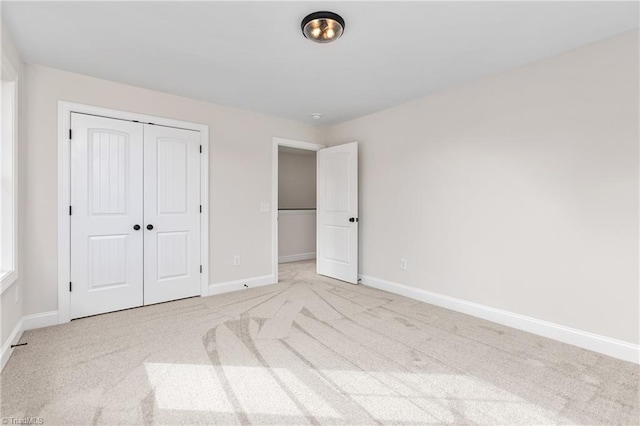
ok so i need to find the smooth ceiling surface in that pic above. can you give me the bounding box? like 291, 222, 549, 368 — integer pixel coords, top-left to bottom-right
2, 1, 638, 125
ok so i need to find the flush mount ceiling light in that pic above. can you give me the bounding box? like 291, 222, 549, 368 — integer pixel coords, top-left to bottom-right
301, 11, 345, 43
311, 113, 322, 120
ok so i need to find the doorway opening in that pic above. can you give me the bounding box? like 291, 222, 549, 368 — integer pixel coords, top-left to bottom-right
278, 145, 317, 268
272, 137, 359, 284
271, 138, 324, 283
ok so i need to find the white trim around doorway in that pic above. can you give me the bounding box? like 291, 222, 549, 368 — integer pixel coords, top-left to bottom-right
57, 101, 210, 324
271, 137, 325, 284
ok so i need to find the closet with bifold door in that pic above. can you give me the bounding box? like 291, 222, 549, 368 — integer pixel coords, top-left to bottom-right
69, 113, 201, 319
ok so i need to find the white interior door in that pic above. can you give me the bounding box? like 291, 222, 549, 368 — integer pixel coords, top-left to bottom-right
317, 142, 358, 283
143, 124, 201, 305
70, 113, 144, 319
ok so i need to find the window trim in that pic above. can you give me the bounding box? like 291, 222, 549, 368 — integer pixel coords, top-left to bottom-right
0, 53, 19, 293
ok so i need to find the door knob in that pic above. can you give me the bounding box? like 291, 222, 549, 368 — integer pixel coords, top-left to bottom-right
146, 224, 154, 230
349, 217, 359, 223
133, 224, 141, 231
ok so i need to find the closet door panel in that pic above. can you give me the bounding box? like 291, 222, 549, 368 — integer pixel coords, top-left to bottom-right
143, 125, 201, 305
70, 114, 144, 319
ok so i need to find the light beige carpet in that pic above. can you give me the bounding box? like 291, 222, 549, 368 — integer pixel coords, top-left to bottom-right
1, 260, 638, 425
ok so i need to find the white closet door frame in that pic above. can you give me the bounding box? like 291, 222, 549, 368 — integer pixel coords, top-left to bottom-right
57, 101, 209, 324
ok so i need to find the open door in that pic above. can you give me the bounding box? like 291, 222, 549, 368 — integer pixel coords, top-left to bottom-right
316, 142, 358, 284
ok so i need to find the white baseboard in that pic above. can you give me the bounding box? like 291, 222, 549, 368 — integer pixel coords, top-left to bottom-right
361, 275, 639, 364
208, 275, 276, 296
23, 311, 59, 330
278, 252, 316, 264
1, 318, 23, 372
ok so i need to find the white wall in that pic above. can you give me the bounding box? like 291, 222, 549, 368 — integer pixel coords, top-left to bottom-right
0, 24, 24, 353
22, 64, 321, 316
326, 30, 639, 344
278, 211, 316, 262
278, 149, 316, 209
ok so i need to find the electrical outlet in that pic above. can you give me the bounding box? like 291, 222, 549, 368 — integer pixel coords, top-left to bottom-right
400, 259, 407, 271
233, 255, 241, 266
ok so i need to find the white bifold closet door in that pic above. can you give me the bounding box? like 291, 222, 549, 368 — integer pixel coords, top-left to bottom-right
70, 113, 200, 319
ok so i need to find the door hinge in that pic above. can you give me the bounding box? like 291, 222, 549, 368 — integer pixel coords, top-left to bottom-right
69, 129, 72, 140
199, 145, 202, 153
200, 205, 202, 213
69, 206, 72, 215
200, 265, 202, 273
69, 282, 72, 292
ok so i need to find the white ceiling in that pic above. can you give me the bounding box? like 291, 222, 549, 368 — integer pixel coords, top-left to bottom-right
2, 1, 638, 126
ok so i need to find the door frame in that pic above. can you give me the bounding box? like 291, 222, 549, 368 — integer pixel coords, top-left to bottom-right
57, 101, 210, 324
271, 137, 325, 283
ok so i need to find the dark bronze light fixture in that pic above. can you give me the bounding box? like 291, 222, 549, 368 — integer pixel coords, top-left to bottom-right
301, 11, 345, 43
